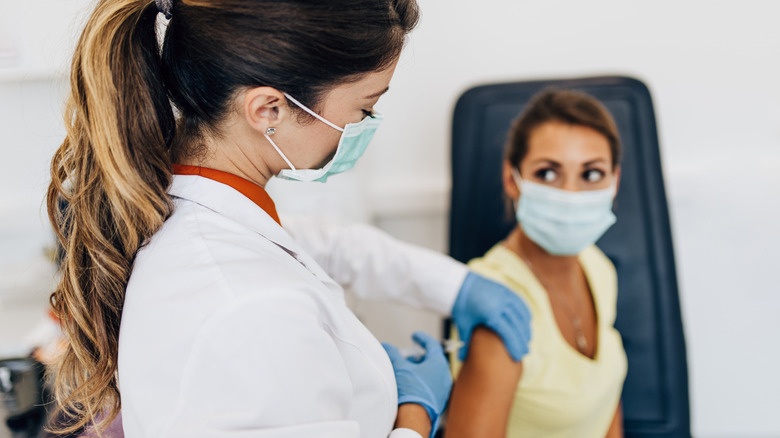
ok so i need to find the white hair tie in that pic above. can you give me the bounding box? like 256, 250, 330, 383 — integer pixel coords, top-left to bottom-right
155, 0, 173, 19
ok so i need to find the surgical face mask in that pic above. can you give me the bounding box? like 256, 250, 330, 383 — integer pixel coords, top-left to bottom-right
511, 168, 617, 256
264, 93, 383, 183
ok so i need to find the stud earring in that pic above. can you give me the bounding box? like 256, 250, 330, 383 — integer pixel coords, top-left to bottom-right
266, 127, 276, 135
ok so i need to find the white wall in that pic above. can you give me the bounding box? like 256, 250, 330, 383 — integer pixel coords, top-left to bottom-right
1, 1, 778, 437
0, 0, 93, 353
0, 0, 85, 305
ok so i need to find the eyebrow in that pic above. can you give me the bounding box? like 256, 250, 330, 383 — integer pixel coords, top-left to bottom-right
530, 159, 562, 167
530, 158, 608, 167
364, 86, 390, 100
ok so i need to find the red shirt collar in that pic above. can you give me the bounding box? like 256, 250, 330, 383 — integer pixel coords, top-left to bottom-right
172, 164, 281, 226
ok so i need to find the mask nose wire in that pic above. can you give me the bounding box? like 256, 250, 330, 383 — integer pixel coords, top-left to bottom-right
283, 93, 345, 132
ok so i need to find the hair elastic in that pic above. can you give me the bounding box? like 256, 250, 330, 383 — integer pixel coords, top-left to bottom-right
155, 0, 173, 19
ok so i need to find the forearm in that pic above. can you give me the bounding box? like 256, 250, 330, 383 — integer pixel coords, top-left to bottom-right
341, 225, 466, 312
284, 216, 466, 313
395, 403, 432, 438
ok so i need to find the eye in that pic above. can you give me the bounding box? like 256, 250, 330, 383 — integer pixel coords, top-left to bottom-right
534, 168, 558, 183
362, 109, 375, 119
582, 169, 605, 183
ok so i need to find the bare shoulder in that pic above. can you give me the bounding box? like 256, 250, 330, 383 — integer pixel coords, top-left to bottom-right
446, 327, 523, 438
466, 327, 524, 375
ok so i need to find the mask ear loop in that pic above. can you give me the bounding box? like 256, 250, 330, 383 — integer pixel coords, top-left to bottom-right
510, 167, 524, 187
510, 167, 524, 209
267, 92, 346, 172
264, 133, 297, 171
283, 93, 345, 132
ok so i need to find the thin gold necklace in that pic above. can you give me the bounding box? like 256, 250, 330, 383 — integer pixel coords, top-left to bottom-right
521, 253, 589, 355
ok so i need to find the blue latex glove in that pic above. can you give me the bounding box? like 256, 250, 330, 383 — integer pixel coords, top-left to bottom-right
451, 272, 532, 362
382, 332, 452, 438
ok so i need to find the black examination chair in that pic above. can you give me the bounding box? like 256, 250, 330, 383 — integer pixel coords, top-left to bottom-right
447, 77, 690, 437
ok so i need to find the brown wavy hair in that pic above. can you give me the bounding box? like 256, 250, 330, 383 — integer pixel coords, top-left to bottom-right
505, 89, 622, 170
46, 0, 419, 433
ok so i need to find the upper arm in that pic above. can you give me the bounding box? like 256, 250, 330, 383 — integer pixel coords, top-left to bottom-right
445, 327, 523, 438
605, 404, 623, 438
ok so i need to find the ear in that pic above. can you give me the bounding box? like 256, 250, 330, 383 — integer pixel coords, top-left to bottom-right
612, 165, 622, 198
242, 87, 288, 133
502, 160, 520, 200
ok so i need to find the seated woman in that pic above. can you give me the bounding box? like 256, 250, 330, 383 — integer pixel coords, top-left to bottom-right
445, 89, 627, 438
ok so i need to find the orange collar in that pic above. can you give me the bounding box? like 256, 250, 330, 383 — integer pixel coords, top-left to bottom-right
172, 165, 281, 226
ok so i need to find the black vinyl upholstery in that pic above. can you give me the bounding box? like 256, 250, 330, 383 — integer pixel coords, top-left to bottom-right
448, 77, 690, 437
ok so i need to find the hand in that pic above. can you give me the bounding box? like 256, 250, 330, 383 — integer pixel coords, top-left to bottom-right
451, 272, 532, 361
382, 332, 452, 438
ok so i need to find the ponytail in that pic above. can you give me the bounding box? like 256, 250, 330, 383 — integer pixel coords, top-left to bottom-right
47, 0, 174, 432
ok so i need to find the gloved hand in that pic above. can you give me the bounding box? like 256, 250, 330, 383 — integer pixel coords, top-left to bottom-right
451, 272, 532, 362
382, 332, 452, 438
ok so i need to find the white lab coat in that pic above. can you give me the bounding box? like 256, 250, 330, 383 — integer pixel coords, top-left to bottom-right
118, 175, 467, 438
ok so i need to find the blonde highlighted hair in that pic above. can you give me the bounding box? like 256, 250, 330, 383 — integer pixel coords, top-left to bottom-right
47, 0, 173, 433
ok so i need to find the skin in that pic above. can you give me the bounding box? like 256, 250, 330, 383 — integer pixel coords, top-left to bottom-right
396, 403, 432, 437
445, 122, 623, 438
445, 327, 523, 437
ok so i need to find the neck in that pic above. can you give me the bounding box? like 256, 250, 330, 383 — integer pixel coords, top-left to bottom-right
506, 227, 580, 276
178, 125, 275, 188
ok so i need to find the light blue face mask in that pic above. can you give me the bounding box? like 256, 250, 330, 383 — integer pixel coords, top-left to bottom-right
264, 93, 383, 183
511, 168, 617, 256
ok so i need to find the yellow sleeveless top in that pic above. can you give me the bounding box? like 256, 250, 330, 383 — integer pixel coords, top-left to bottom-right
450, 244, 627, 438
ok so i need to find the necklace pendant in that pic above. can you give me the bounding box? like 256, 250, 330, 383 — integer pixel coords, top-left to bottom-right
576, 334, 588, 353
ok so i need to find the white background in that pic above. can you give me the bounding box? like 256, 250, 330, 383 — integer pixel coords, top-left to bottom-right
0, 1, 778, 437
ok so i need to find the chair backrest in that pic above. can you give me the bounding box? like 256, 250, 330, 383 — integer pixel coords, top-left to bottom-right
449, 76, 690, 437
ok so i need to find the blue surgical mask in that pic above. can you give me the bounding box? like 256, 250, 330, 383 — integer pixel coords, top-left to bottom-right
264, 93, 383, 183
511, 168, 617, 256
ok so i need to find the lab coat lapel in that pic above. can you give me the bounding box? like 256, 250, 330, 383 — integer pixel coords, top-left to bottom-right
168, 175, 340, 288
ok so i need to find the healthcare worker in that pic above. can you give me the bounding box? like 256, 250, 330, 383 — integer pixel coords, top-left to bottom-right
46, 1, 531, 437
